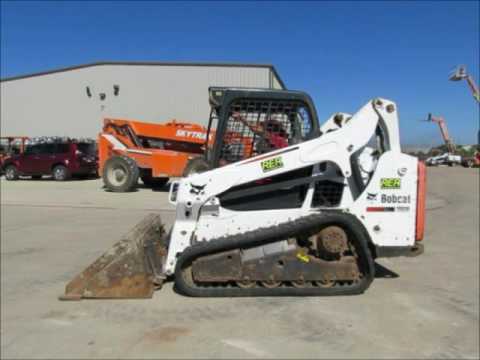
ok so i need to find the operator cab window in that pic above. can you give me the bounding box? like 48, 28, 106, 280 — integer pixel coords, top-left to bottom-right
205, 108, 220, 163
294, 106, 313, 141
219, 99, 315, 165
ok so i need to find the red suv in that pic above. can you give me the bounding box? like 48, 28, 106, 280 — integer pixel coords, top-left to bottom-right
2, 141, 98, 181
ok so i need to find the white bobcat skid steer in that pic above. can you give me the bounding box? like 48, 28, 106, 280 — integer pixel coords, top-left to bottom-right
61, 88, 426, 299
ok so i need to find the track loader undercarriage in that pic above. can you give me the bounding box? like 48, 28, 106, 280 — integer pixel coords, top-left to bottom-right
174, 213, 374, 297
61, 88, 425, 300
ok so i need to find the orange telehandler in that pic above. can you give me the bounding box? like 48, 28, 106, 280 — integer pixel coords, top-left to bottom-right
98, 118, 210, 192
98, 112, 288, 192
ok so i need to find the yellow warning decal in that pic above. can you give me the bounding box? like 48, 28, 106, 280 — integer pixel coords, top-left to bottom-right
296, 252, 310, 263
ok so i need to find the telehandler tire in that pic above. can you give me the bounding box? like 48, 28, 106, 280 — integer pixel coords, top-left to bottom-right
183, 157, 210, 177
103, 155, 139, 192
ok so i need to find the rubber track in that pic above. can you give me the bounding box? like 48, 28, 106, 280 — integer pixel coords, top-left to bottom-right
174, 212, 375, 297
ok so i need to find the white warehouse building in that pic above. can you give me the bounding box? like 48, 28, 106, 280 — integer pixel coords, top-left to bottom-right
0, 62, 285, 138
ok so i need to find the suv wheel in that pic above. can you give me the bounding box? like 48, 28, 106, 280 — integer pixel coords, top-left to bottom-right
5, 165, 19, 181
102, 156, 139, 192
53, 165, 70, 181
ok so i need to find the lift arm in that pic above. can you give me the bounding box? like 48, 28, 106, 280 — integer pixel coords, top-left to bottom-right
426, 113, 456, 154
449, 65, 480, 103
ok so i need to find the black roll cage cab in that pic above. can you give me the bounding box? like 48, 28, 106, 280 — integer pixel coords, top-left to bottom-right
204, 87, 321, 168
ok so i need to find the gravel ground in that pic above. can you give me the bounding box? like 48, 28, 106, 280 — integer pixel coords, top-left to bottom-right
1, 167, 478, 359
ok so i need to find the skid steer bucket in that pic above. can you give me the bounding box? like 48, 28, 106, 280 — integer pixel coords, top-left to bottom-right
59, 214, 167, 300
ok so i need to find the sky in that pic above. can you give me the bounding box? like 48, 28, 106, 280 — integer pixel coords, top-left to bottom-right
1, 0, 479, 146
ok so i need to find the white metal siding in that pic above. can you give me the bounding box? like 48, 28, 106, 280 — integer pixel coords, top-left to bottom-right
0, 64, 284, 138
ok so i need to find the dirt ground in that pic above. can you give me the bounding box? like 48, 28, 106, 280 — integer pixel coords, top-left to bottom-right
1, 167, 479, 359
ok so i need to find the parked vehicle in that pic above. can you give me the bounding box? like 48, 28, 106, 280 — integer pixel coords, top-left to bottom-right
422, 113, 463, 167
98, 118, 208, 192
0, 136, 29, 175
425, 152, 462, 167
2, 138, 97, 181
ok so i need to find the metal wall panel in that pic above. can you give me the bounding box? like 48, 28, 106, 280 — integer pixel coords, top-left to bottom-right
0, 64, 284, 138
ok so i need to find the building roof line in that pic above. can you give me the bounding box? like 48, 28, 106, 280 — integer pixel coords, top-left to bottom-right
0, 61, 286, 88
